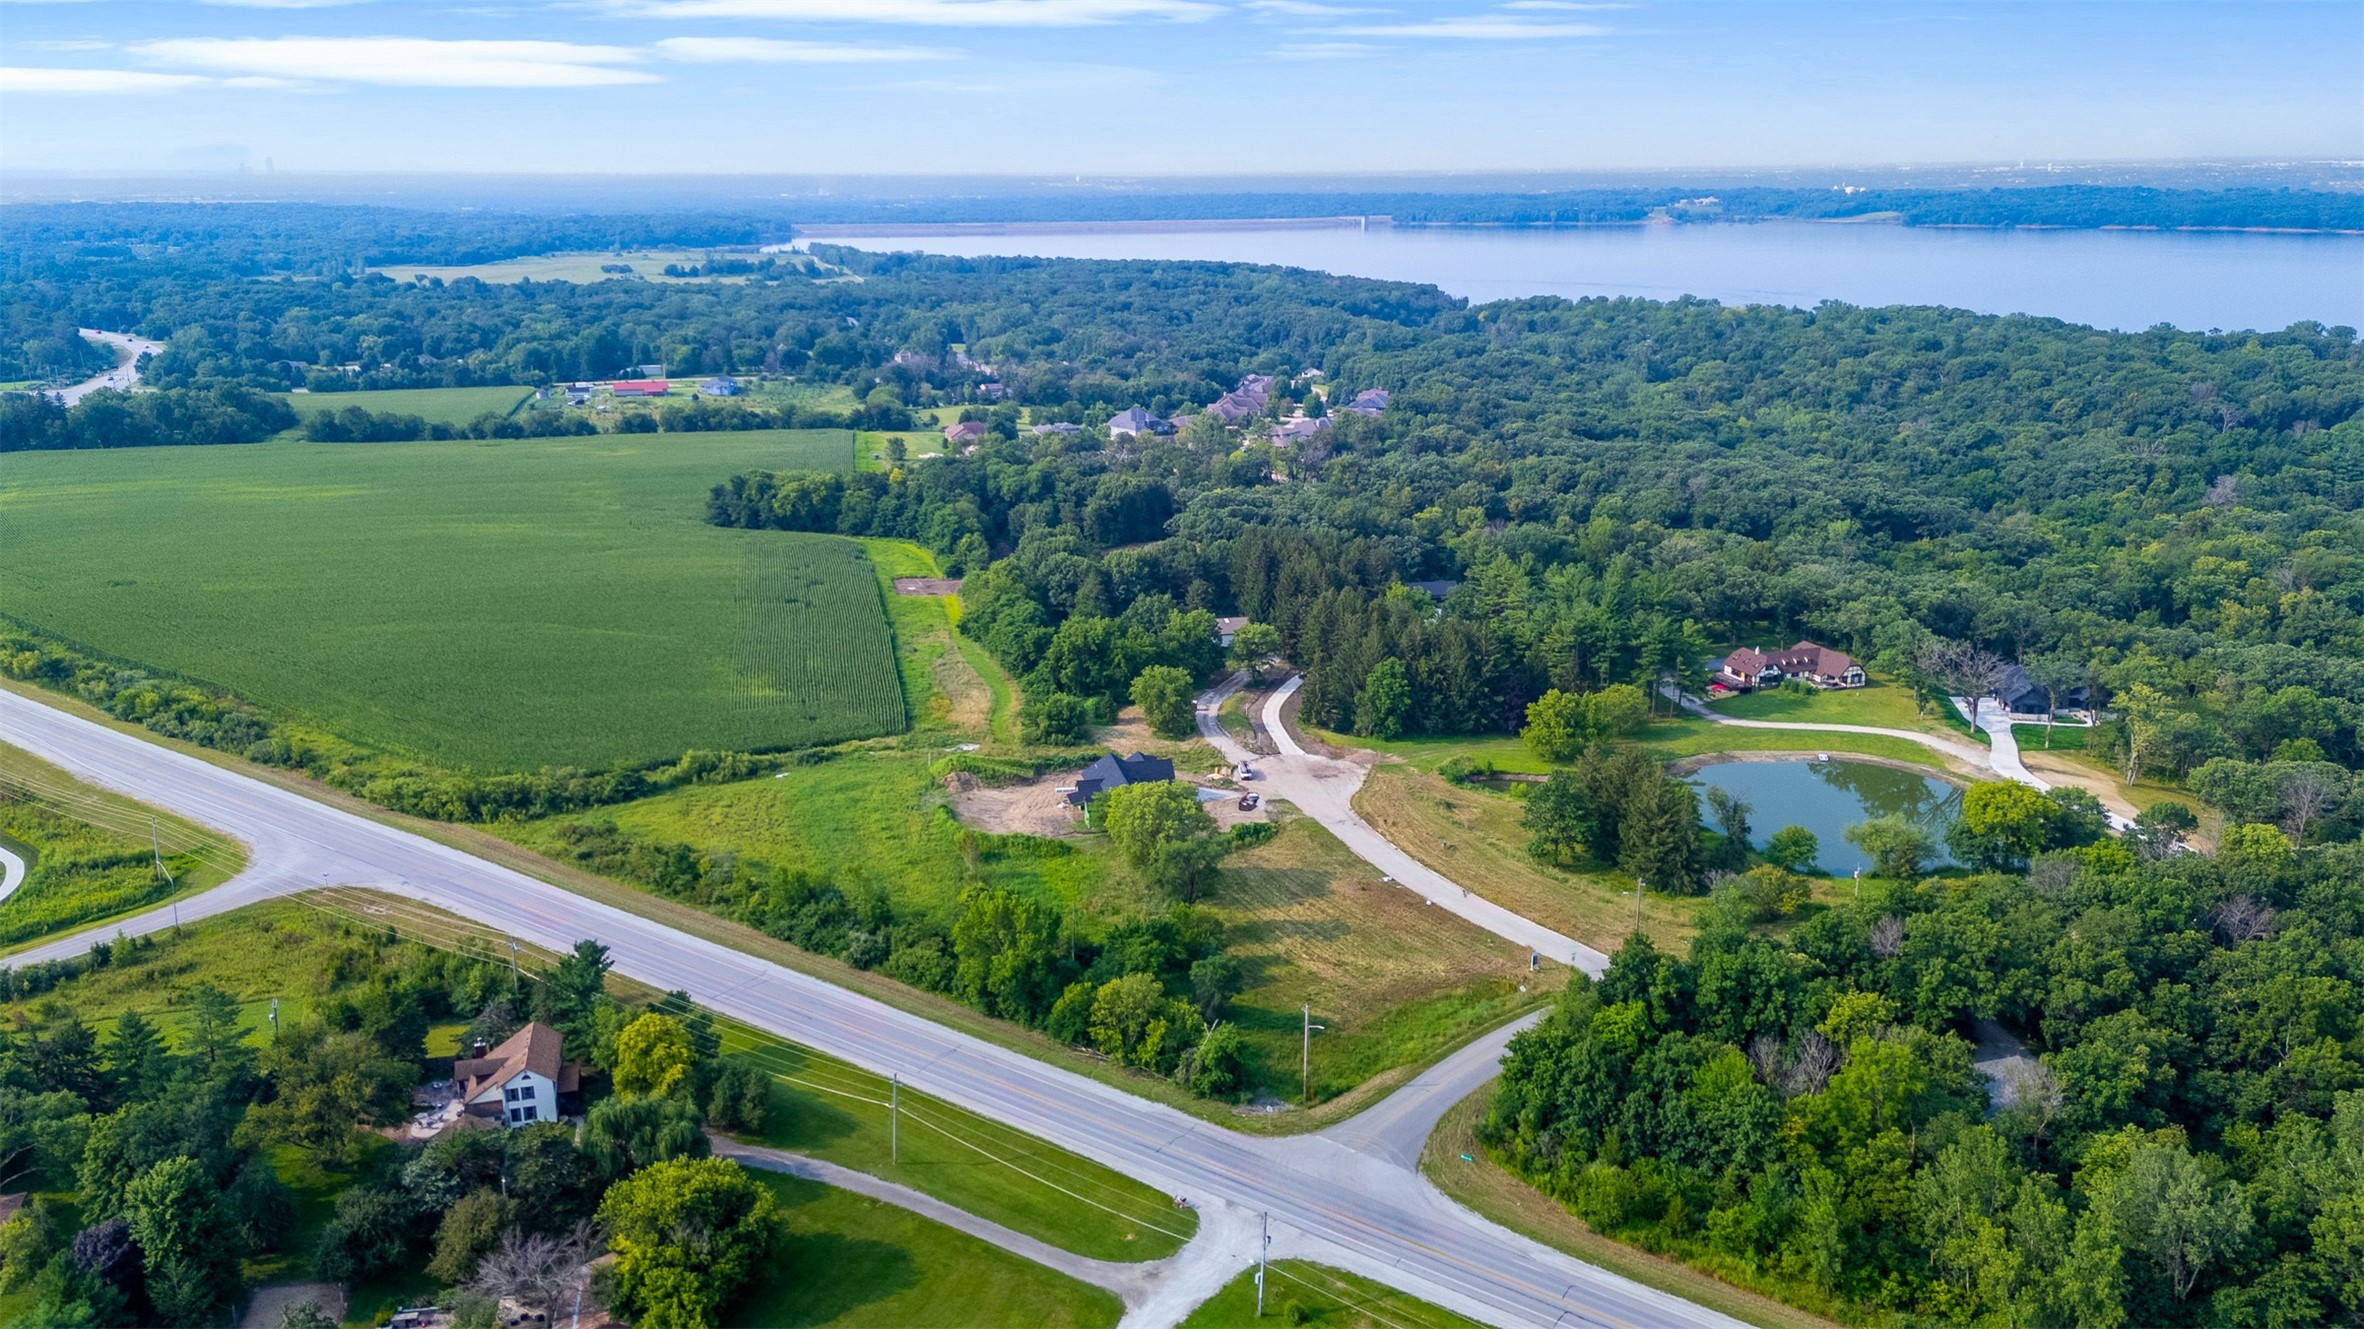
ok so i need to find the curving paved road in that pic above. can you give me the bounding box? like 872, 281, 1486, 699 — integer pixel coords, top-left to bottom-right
48, 329, 163, 406
0, 687, 1739, 1329
1198, 672, 1607, 976
0, 840, 24, 904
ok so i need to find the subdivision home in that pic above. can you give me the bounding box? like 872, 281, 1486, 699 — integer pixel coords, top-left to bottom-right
1107, 407, 1175, 438
1061, 751, 1176, 809
454, 1023, 583, 1128
1716, 641, 1867, 691
943, 419, 991, 447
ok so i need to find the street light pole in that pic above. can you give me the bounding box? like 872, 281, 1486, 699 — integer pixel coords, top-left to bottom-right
1256, 1211, 1270, 1317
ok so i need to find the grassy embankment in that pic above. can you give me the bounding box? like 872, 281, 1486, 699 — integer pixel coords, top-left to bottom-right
1181, 1261, 1486, 1329
1421, 1086, 1839, 1329
0, 745, 245, 954
0, 427, 900, 769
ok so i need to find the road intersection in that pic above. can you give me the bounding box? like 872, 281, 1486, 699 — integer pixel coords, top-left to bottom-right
0, 687, 1748, 1329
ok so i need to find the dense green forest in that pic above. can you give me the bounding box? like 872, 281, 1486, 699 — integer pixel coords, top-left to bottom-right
3, 214, 2361, 1322
0, 916, 784, 1329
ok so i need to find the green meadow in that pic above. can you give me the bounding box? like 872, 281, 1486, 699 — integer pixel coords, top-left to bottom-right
0, 430, 905, 769
276, 384, 536, 425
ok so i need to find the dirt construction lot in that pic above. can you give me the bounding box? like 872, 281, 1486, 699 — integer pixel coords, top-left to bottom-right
951, 770, 1269, 836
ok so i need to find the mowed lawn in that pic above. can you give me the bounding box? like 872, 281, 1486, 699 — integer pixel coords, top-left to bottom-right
0, 430, 907, 769
276, 385, 535, 425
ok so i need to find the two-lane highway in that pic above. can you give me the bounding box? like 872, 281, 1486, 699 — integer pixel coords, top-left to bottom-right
0, 687, 1742, 1329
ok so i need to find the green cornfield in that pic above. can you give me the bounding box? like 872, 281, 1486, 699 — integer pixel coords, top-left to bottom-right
0, 429, 906, 769
275, 384, 537, 425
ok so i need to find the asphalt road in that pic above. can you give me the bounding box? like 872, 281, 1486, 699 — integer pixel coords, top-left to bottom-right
0, 687, 1746, 1329
49, 329, 163, 406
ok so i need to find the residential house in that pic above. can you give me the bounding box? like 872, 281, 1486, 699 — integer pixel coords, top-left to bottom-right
610, 380, 670, 398
1107, 407, 1174, 438
943, 420, 991, 448
1340, 388, 1391, 418
1994, 664, 2087, 718
454, 1023, 582, 1128
1272, 416, 1330, 445
1716, 641, 1866, 691
976, 382, 1009, 402
1205, 373, 1276, 425
1408, 579, 1461, 601
1031, 421, 1083, 437
1061, 752, 1176, 809
563, 383, 593, 406
698, 375, 741, 397
1214, 615, 1249, 647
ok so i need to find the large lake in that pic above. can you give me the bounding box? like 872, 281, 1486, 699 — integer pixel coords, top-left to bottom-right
799, 222, 2362, 333
1688, 758, 1961, 877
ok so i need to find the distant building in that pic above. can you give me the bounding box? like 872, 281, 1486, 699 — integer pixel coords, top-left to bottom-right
1407, 579, 1461, 601
619, 362, 665, 378
1031, 421, 1083, 436
1340, 387, 1391, 417
455, 1023, 582, 1128
1062, 752, 1177, 808
1716, 641, 1866, 692
564, 384, 593, 406
976, 382, 1008, 402
1205, 373, 1277, 425
610, 380, 670, 398
1214, 615, 1250, 646
1272, 416, 1330, 445
943, 420, 991, 446
698, 375, 741, 397
1107, 407, 1174, 438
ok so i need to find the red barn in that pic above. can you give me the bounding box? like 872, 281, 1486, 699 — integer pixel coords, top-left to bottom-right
610, 380, 670, 397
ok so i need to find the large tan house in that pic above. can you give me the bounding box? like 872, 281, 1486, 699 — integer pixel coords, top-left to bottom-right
1716, 641, 1867, 692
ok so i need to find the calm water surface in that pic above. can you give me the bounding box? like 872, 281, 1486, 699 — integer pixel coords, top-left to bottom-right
803, 222, 2362, 332
1688, 759, 1961, 876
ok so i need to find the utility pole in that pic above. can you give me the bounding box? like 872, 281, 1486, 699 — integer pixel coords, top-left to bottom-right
149, 818, 173, 888
508, 939, 521, 987
1633, 877, 1645, 934
1300, 1006, 1324, 1105
890, 1072, 900, 1164
1255, 1211, 1270, 1317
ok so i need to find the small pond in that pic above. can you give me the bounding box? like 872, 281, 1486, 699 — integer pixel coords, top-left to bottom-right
1687, 758, 1961, 876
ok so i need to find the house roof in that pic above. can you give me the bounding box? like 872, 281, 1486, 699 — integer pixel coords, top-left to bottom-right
1066, 751, 1175, 806
1407, 579, 1460, 600
1341, 387, 1390, 416
943, 420, 991, 442
1108, 407, 1170, 435
455, 1022, 578, 1099
1722, 641, 1861, 679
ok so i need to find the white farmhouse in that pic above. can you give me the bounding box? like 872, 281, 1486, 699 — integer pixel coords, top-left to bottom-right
455, 1022, 580, 1128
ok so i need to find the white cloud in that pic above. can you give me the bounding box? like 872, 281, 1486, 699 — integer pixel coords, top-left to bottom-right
0, 66, 209, 93
130, 37, 659, 86
602, 0, 1218, 25
1273, 40, 1378, 59
1244, 1, 1371, 14
1340, 16, 1609, 38
654, 36, 954, 62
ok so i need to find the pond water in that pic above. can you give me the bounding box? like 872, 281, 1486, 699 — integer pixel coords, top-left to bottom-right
1687, 758, 1961, 876
797, 221, 2363, 333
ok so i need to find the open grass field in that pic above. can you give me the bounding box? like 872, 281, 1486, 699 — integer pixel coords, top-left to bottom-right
1707, 679, 1950, 734
0, 743, 244, 952
369, 249, 834, 285
862, 538, 1016, 742
1181, 1261, 1485, 1329
1216, 814, 1545, 1105
1328, 714, 1962, 780
720, 1019, 1195, 1261
276, 384, 534, 425
0, 430, 908, 769
738, 1172, 1123, 1329
1351, 764, 1718, 952
1420, 1087, 1836, 1329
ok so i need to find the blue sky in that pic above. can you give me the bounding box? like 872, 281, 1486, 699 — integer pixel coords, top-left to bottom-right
1, 1, 2356, 175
